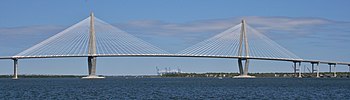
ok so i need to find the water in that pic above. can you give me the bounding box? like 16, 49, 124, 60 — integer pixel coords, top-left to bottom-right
1, 78, 350, 99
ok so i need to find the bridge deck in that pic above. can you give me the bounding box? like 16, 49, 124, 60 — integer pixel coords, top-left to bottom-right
0, 54, 349, 65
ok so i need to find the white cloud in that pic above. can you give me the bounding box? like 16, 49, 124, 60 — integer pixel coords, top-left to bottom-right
0, 25, 64, 35
242, 16, 332, 34
114, 16, 342, 38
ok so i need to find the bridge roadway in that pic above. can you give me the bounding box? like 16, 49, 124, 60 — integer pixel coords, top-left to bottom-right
0, 54, 349, 65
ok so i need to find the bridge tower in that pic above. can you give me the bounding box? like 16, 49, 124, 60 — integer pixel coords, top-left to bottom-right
234, 19, 255, 78
82, 12, 105, 79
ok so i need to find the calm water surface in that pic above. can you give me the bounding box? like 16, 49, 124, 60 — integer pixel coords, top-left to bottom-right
0, 78, 350, 99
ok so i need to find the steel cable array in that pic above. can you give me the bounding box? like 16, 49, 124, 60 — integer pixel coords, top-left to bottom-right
15, 16, 169, 58
14, 16, 300, 60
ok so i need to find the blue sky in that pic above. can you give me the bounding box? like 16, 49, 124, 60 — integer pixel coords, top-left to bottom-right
0, 0, 350, 75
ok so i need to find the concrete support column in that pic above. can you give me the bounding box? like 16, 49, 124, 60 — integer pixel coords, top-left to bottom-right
348, 65, 350, 77
293, 62, 297, 77
316, 63, 320, 78
238, 58, 243, 75
328, 63, 336, 78
298, 62, 302, 78
311, 63, 315, 73
243, 59, 249, 76
83, 56, 104, 79
88, 56, 96, 76
329, 64, 332, 73
333, 64, 337, 77
311, 62, 319, 78
13, 59, 18, 79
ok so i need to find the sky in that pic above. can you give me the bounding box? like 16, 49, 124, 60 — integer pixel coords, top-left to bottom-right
0, 0, 350, 75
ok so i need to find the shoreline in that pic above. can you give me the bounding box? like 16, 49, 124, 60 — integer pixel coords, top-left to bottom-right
0, 72, 349, 78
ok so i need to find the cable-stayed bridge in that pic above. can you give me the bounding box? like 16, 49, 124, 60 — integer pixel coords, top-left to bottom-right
1, 13, 349, 79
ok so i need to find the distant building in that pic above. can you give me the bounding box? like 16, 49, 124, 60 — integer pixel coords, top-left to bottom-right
156, 67, 182, 76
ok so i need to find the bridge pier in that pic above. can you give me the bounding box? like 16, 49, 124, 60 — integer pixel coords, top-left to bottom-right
348, 65, 350, 77
82, 56, 104, 79
328, 63, 337, 77
311, 62, 319, 78
298, 62, 302, 78
293, 62, 297, 77
329, 63, 332, 73
238, 58, 243, 75
243, 59, 250, 76
333, 64, 337, 77
311, 63, 315, 73
234, 58, 254, 78
316, 63, 320, 78
88, 56, 96, 76
293, 61, 301, 78
12, 59, 18, 79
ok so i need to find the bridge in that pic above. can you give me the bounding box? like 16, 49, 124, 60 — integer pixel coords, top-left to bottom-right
1, 12, 350, 79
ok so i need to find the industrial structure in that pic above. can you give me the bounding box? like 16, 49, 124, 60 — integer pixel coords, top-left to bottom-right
156, 67, 182, 76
